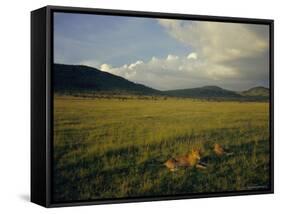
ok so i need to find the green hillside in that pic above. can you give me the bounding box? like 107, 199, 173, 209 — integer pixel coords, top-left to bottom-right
53, 64, 269, 101
54, 64, 160, 95
165, 86, 241, 98
240, 87, 269, 97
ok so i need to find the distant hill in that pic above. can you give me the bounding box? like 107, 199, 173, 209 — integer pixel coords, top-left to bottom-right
164, 86, 241, 98
54, 64, 269, 101
240, 86, 269, 97
53, 64, 160, 95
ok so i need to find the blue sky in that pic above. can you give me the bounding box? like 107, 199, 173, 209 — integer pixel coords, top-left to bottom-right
54, 12, 269, 91
54, 12, 190, 67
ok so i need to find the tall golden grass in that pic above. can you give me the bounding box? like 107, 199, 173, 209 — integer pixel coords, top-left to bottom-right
53, 96, 270, 201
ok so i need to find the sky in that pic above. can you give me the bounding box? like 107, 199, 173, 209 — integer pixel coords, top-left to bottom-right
54, 12, 270, 91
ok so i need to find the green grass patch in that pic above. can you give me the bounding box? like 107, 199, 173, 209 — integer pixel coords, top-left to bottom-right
53, 96, 270, 202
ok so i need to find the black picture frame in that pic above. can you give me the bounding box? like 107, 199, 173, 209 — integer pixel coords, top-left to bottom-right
31, 5, 274, 208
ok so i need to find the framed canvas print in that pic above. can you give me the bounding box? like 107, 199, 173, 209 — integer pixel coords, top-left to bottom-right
31, 5, 274, 207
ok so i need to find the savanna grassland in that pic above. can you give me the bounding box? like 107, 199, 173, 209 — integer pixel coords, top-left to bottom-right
53, 95, 270, 202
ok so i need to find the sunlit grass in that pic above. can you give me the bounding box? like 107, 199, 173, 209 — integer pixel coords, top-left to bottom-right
53, 96, 270, 202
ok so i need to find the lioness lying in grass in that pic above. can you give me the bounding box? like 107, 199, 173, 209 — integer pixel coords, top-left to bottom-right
164, 149, 206, 171
164, 144, 233, 171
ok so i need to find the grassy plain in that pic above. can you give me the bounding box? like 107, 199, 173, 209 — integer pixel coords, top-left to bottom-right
53, 95, 270, 202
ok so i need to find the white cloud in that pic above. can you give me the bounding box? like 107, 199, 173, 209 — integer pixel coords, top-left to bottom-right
187, 52, 197, 60
101, 52, 239, 90
157, 19, 269, 89
158, 19, 269, 63
89, 20, 269, 91
128, 60, 143, 70
100, 63, 112, 72
167, 54, 179, 61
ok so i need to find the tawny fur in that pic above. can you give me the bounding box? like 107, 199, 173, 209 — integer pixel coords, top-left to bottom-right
164, 149, 202, 171
213, 143, 233, 156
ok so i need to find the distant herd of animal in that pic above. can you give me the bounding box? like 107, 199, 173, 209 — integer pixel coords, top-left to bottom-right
164, 143, 233, 171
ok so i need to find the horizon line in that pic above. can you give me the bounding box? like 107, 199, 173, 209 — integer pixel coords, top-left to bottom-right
53, 63, 269, 92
